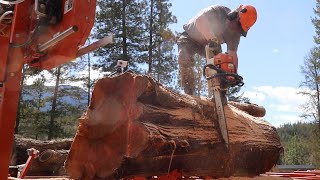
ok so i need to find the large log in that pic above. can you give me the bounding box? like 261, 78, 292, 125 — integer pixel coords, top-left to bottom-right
65, 72, 282, 179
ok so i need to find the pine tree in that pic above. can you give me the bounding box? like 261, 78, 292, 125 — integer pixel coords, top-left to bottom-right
78, 52, 97, 106
193, 54, 208, 96
16, 65, 28, 134
16, 65, 41, 133
300, 0, 320, 129
283, 135, 309, 165
47, 66, 61, 140
308, 126, 320, 167
278, 122, 320, 166
47, 62, 86, 139
300, 47, 320, 127
86, 53, 92, 106
312, 0, 320, 45
144, 0, 177, 85
94, 0, 178, 86
94, 0, 147, 72
15, 65, 26, 134
19, 74, 49, 140
54, 84, 85, 137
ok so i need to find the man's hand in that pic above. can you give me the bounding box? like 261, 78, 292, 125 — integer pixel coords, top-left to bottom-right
227, 50, 238, 73
208, 38, 222, 55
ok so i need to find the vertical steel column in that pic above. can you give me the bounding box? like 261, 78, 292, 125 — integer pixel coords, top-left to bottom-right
0, 1, 31, 179
0, 35, 10, 180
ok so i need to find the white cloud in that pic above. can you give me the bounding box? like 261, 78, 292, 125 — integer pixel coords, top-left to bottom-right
251, 86, 308, 105
25, 75, 38, 85
269, 114, 305, 128
77, 67, 107, 80
243, 86, 312, 127
272, 49, 280, 53
69, 68, 108, 87
269, 103, 303, 113
25, 68, 108, 87
25, 70, 54, 86
243, 91, 266, 104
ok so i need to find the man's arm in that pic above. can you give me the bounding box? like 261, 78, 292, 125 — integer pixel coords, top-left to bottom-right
226, 35, 240, 73
227, 50, 238, 72
208, 38, 222, 55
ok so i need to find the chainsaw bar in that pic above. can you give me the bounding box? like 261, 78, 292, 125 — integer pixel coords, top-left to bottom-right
204, 44, 229, 148
207, 75, 229, 148
212, 85, 229, 147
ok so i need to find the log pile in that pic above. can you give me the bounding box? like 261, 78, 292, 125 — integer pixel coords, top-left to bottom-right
13, 135, 72, 176
63, 72, 282, 179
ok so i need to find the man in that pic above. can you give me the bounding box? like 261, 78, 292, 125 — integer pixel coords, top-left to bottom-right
177, 4, 257, 95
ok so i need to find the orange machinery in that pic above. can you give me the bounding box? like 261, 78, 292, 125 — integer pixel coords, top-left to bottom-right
0, 0, 112, 179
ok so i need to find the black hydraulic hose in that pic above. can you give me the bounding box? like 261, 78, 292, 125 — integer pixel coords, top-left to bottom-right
9, 21, 41, 48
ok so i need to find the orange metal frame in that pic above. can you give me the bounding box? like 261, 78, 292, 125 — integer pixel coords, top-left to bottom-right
26, 0, 96, 69
0, 0, 96, 179
0, 2, 32, 180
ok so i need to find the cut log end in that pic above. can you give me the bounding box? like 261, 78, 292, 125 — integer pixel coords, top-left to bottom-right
229, 101, 266, 117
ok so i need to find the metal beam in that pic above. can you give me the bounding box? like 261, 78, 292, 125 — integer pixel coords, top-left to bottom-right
76, 35, 113, 58
0, 1, 30, 179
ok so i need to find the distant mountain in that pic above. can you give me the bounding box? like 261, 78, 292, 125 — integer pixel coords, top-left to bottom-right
22, 84, 89, 112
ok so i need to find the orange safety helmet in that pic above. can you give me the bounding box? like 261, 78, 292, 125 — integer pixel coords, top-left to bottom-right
239, 5, 257, 36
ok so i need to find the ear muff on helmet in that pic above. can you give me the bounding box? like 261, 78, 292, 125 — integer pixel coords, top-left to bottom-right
227, 9, 239, 21
240, 8, 247, 13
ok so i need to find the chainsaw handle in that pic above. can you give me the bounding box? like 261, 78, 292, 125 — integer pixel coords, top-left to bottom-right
203, 64, 224, 76
207, 73, 244, 87
203, 64, 244, 87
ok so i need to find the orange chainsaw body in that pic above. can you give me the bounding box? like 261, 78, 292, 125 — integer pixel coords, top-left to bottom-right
213, 53, 236, 74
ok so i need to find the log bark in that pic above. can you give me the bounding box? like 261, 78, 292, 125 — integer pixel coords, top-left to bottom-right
13, 135, 72, 176
228, 101, 266, 118
65, 72, 282, 179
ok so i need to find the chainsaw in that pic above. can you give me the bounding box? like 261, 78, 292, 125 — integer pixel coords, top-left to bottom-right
203, 43, 244, 148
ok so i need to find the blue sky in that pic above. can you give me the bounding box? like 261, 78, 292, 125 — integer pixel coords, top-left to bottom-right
169, 0, 317, 127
